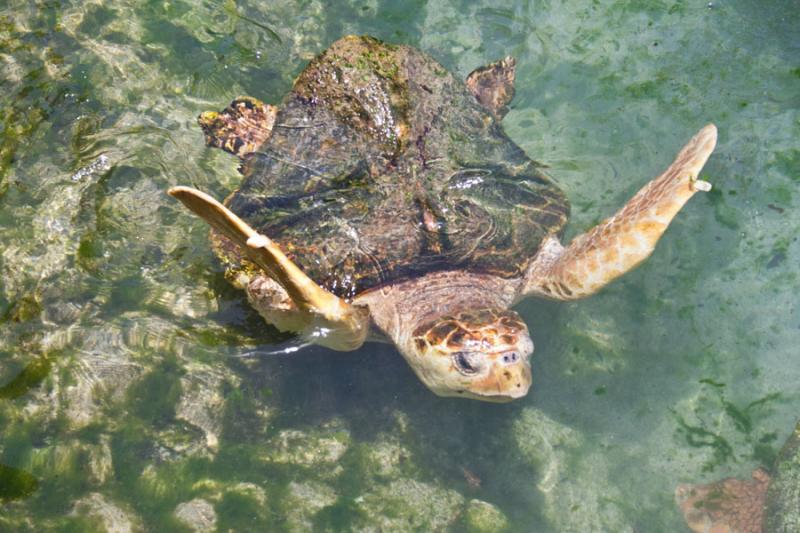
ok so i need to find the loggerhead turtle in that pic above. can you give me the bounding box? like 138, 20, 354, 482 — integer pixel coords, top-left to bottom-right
169, 35, 717, 402
676, 419, 800, 533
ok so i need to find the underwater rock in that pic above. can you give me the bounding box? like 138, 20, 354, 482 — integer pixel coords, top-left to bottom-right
175, 363, 236, 452
152, 425, 211, 463
513, 407, 628, 531
71, 492, 141, 533
259, 418, 350, 472
61, 348, 144, 430
86, 434, 114, 486
229, 482, 268, 507
0, 511, 34, 532
463, 499, 510, 533
560, 311, 627, 375
1, 167, 101, 300
23, 437, 112, 489
360, 435, 416, 481
282, 480, 337, 532
186, 479, 270, 529
20, 325, 146, 430
353, 478, 464, 531
679, 420, 800, 533
137, 462, 195, 502
174, 498, 217, 532
763, 421, 800, 532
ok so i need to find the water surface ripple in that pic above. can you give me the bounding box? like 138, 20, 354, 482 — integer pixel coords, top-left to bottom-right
0, 0, 798, 530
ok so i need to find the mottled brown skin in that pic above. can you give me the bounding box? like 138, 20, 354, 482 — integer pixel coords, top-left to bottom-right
176, 35, 718, 401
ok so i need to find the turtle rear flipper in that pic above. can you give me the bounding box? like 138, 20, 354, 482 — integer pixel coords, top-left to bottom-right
199, 97, 277, 158
466, 57, 516, 120
675, 468, 770, 533
168, 186, 370, 351
523, 124, 717, 300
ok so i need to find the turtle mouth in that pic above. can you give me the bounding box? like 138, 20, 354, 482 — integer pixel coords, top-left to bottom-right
446, 357, 532, 401
476, 360, 532, 399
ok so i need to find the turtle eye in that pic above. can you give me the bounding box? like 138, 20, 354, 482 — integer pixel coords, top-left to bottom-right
453, 351, 483, 376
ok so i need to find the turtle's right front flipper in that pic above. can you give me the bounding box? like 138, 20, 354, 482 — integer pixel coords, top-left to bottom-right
466, 56, 516, 120
523, 124, 717, 300
168, 186, 370, 351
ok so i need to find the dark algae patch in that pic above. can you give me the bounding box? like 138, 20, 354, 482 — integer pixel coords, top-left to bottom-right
0, 355, 52, 400
0, 463, 38, 501
676, 382, 784, 472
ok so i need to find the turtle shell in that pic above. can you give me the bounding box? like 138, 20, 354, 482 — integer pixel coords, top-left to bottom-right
221, 35, 569, 300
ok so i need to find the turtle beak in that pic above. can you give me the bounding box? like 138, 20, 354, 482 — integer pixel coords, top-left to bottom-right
472, 358, 532, 402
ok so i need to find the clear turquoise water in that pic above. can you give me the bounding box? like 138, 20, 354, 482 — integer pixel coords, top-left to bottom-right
0, 0, 798, 531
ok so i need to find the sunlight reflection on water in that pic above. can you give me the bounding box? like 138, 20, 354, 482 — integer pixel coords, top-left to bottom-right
0, 0, 798, 530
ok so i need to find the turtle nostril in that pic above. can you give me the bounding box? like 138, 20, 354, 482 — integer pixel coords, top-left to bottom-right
501, 352, 519, 364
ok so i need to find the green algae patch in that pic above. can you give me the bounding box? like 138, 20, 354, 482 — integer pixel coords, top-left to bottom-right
2, 294, 42, 323
0, 355, 51, 400
0, 462, 38, 501
127, 357, 184, 427
215, 489, 266, 531
675, 386, 785, 473
463, 499, 511, 533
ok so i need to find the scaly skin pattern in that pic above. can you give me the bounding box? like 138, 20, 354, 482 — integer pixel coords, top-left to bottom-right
525, 124, 716, 300
411, 308, 532, 400
355, 270, 532, 401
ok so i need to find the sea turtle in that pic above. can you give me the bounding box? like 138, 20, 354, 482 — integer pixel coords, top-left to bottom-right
169, 35, 717, 402
676, 419, 800, 533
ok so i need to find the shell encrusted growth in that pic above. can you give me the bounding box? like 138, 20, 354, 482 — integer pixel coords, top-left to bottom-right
218, 36, 569, 299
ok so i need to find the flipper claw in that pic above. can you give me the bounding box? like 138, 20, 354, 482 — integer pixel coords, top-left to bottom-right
246, 234, 272, 249
692, 179, 712, 192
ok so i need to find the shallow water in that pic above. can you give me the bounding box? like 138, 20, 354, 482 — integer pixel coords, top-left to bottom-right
1, 0, 798, 531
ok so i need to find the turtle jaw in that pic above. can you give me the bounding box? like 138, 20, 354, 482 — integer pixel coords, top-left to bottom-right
463, 358, 532, 402
403, 308, 534, 402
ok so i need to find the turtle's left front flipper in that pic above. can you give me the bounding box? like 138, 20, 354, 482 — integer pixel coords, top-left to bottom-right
168, 186, 370, 351
524, 124, 717, 300
198, 97, 277, 159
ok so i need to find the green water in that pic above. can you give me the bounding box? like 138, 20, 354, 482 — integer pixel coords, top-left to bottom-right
1, 0, 798, 530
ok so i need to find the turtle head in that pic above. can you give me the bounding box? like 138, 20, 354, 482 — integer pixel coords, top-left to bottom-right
404, 308, 533, 402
